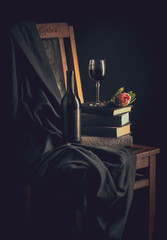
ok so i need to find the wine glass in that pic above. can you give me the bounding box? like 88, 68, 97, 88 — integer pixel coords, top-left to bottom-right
88, 59, 106, 106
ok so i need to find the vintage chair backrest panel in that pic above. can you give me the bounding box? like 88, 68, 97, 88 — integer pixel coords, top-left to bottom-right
36, 22, 84, 103
42, 38, 66, 98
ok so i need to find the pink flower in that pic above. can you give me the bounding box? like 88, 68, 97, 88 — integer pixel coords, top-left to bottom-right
115, 92, 131, 106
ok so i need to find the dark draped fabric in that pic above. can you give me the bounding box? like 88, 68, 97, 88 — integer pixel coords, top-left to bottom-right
2, 22, 136, 240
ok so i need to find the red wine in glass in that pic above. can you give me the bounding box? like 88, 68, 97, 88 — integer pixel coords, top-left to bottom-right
88, 59, 106, 106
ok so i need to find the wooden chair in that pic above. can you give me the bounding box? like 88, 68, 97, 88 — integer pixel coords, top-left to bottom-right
24, 22, 160, 240
36, 22, 84, 103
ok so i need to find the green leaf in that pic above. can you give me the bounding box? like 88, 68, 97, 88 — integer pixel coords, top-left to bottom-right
116, 87, 124, 95
111, 87, 124, 101
131, 93, 136, 101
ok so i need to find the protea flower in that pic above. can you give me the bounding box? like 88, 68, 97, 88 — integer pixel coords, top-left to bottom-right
108, 87, 136, 107
115, 92, 131, 106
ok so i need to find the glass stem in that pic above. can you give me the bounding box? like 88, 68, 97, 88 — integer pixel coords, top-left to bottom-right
96, 81, 100, 104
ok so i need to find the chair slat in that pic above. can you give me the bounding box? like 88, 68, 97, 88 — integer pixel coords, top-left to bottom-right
37, 23, 70, 39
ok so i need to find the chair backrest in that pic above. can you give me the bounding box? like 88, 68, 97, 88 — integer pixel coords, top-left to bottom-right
36, 22, 84, 103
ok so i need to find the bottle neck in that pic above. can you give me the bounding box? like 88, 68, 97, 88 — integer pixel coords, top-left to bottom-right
67, 70, 74, 92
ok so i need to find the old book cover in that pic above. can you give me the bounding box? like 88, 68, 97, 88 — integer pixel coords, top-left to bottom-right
81, 103, 132, 116
82, 123, 131, 138
81, 112, 129, 127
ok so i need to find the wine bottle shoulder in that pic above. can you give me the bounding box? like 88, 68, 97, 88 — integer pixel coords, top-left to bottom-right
61, 91, 81, 109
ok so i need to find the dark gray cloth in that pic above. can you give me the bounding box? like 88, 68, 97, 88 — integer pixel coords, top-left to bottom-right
3, 21, 136, 240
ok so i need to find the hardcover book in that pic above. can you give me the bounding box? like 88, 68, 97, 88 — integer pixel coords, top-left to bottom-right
82, 123, 131, 138
81, 112, 130, 127
81, 103, 132, 116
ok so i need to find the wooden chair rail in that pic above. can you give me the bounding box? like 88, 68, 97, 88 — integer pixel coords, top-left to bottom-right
36, 23, 70, 39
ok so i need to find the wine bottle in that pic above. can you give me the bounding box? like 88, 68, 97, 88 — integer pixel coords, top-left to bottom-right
61, 70, 81, 143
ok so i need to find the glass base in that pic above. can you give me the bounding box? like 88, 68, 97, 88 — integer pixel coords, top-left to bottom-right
89, 101, 101, 107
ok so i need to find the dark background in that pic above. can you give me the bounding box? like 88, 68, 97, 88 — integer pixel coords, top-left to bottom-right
4, 1, 166, 239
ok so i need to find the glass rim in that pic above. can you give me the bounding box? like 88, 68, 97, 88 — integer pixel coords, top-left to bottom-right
89, 59, 106, 61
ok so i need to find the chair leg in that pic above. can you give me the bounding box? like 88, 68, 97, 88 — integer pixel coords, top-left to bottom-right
149, 155, 156, 240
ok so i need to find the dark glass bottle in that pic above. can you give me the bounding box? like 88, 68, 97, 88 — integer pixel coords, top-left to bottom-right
61, 70, 81, 143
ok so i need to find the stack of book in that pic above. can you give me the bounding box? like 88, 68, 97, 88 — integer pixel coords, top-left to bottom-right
81, 102, 133, 148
